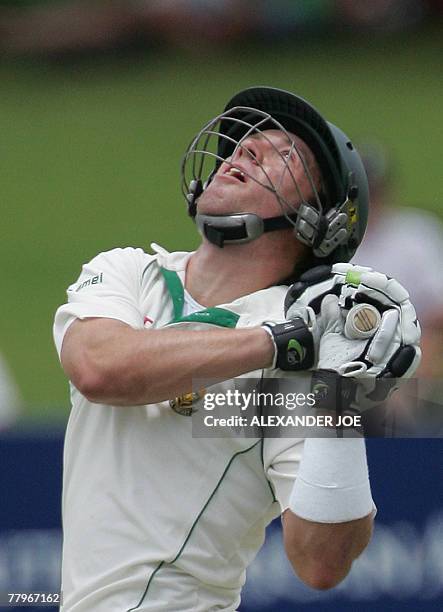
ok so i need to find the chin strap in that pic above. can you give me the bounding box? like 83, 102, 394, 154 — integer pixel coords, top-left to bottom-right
195, 213, 298, 248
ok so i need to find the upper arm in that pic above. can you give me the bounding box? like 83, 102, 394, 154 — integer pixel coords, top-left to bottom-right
54, 248, 149, 396
53, 247, 149, 353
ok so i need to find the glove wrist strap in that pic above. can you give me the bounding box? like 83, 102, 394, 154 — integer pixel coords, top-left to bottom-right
262, 318, 314, 371
311, 369, 357, 413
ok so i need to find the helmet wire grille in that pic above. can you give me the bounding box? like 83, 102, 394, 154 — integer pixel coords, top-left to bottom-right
181, 106, 325, 225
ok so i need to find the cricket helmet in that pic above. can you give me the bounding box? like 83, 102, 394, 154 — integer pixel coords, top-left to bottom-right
181, 86, 369, 264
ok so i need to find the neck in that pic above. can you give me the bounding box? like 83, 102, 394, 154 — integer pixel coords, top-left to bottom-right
185, 230, 305, 307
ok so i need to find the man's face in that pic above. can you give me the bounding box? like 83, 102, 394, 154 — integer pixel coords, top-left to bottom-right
196, 129, 320, 219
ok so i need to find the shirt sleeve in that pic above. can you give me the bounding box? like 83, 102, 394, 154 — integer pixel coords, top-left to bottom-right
263, 437, 305, 513
53, 247, 152, 358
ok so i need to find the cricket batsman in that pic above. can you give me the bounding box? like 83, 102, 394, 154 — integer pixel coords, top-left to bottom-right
54, 86, 421, 611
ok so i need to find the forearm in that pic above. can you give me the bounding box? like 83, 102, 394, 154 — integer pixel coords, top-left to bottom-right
283, 436, 375, 589
61, 318, 274, 405
282, 510, 373, 590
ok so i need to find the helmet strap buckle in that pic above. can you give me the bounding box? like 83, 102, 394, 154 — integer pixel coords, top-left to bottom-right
294, 202, 321, 247
312, 205, 350, 257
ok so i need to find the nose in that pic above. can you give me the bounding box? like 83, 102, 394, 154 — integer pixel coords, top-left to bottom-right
232, 136, 262, 165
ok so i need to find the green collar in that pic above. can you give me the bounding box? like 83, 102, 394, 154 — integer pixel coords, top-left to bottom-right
160, 268, 239, 328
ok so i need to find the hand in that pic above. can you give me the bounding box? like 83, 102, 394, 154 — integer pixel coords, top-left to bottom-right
265, 263, 393, 373
320, 265, 421, 377
286, 263, 422, 413
285, 263, 421, 374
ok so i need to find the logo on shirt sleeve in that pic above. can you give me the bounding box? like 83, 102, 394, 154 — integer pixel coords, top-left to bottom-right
75, 272, 103, 292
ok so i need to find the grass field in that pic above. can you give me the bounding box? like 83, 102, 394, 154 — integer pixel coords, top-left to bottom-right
1, 25, 441, 420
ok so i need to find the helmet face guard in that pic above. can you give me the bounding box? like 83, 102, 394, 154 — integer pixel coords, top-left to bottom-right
181, 87, 369, 262
182, 106, 326, 246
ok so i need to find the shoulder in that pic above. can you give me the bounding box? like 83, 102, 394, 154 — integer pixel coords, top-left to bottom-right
81, 246, 157, 279
86, 246, 155, 268
66, 247, 158, 296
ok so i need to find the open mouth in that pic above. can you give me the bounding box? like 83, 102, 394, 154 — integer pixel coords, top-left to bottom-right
224, 167, 246, 183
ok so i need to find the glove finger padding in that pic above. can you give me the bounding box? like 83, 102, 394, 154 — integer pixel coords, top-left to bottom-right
339, 270, 421, 379
337, 308, 400, 378
363, 309, 399, 368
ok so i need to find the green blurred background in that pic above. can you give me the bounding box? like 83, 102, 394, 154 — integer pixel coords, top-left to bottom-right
1, 25, 441, 421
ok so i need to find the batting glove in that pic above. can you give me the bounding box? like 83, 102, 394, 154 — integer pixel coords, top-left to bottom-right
285, 263, 422, 413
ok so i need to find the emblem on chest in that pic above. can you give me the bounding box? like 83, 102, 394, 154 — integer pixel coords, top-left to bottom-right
169, 389, 206, 416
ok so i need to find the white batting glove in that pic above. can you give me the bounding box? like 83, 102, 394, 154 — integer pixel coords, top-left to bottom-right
319, 265, 421, 378
286, 263, 421, 375
285, 263, 421, 413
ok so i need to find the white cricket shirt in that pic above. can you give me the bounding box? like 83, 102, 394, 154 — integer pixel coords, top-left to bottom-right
54, 244, 305, 612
